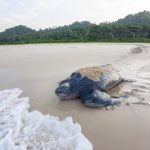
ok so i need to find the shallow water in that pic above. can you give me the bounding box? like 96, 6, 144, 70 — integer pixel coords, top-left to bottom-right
0, 88, 92, 150
0, 43, 150, 150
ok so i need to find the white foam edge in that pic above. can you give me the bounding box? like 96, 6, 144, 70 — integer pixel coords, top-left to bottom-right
0, 88, 93, 150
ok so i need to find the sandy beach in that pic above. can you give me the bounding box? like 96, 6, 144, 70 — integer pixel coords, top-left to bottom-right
0, 43, 150, 150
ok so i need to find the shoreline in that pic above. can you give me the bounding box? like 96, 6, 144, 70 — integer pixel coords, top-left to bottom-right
0, 41, 150, 46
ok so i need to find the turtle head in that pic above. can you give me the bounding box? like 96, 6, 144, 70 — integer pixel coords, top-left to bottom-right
55, 78, 79, 100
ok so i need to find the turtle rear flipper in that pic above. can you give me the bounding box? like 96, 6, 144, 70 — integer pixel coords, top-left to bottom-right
121, 78, 136, 83
80, 90, 123, 108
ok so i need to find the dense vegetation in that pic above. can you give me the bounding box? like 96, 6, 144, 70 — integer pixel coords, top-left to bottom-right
0, 11, 150, 44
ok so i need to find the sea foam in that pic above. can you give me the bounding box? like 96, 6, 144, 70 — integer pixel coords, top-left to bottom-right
0, 88, 92, 150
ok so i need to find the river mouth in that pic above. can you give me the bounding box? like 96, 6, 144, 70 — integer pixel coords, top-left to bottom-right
0, 43, 150, 150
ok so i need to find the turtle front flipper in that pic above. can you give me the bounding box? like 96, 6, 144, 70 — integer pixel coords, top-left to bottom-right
80, 90, 123, 108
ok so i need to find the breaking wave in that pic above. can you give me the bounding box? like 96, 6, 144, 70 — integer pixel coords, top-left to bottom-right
0, 88, 92, 150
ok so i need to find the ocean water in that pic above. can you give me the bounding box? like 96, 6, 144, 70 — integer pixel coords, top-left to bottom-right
0, 88, 92, 150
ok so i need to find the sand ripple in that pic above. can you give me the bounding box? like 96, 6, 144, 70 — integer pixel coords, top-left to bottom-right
113, 45, 150, 105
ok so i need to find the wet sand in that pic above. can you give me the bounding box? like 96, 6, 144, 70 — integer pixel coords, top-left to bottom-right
0, 43, 150, 150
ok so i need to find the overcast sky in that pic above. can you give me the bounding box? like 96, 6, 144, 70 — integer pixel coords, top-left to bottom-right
0, 0, 149, 31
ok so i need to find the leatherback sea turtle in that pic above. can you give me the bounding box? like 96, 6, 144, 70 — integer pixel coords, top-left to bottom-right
55, 64, 128, 108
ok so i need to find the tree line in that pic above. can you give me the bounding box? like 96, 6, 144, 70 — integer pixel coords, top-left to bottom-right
0, 11, 150, 44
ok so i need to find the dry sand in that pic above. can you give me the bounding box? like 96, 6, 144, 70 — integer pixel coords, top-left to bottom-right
0, 43, 150, 150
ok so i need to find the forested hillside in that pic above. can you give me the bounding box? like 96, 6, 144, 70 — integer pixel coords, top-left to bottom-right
0, 11, 150, 44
